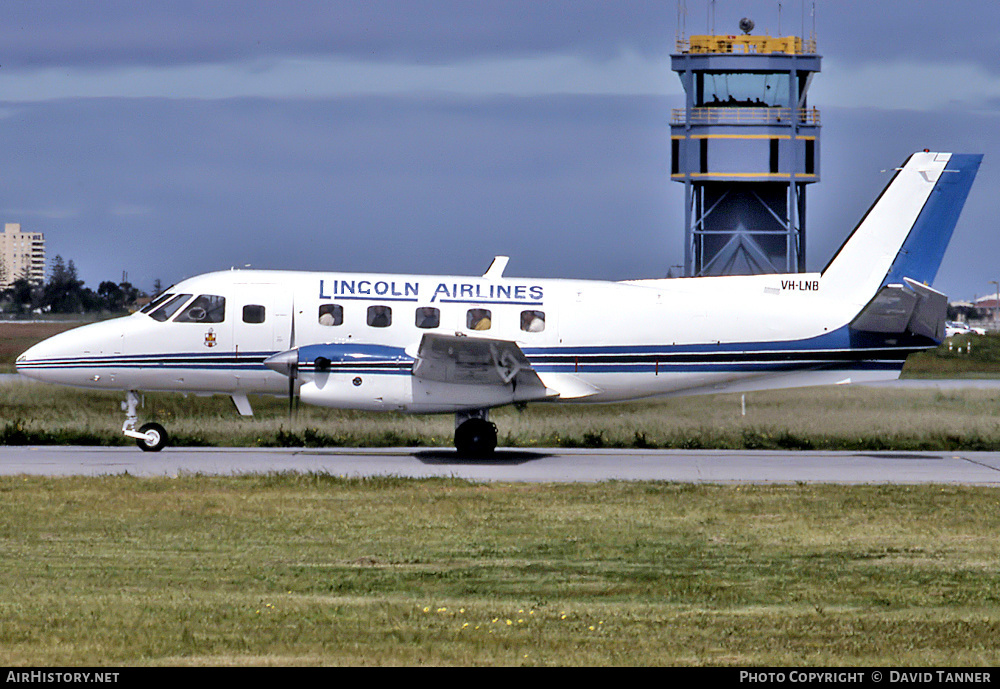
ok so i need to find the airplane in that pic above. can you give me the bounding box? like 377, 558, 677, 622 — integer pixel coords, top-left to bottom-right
16, 151, 982, 456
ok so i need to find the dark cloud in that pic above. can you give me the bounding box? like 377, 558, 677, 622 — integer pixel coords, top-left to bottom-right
0, 1, 673, 68
3, 1, 996, 71
0, 1, 996, 301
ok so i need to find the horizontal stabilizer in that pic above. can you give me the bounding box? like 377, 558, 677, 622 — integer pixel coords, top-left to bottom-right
901, 278, 948, 340
850, 277, 947, 340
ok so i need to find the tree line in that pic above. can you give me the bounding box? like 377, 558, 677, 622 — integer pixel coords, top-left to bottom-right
0, 255, 154, 316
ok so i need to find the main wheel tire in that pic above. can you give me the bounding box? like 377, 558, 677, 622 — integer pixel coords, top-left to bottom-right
454, 418, 497, 457
136, 422, 169, 452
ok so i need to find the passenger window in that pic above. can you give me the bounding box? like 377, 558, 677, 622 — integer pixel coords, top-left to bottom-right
175, 295, 226, 323
243, 304, 265, 324
415, 307, 440, 329
149, 294, 192, 322
520, 310, 545, 332
467, 308, 491, 331
318, 304, 343, 326
367, 305, 392, 328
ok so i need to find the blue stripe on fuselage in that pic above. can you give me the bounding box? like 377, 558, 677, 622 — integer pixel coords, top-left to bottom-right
18, 324, 933, 377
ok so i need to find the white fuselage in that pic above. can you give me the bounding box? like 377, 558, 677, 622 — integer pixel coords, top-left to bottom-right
13, 151, 984, 423
15, 267, 908, 414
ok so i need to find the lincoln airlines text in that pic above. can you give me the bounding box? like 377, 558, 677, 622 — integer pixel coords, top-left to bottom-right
318, 279, 545, 304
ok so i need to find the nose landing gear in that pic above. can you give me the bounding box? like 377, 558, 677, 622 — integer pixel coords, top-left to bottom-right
122, 390, 169, 452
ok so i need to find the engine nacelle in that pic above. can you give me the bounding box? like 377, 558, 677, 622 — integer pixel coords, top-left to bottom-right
267, 343, 526, 413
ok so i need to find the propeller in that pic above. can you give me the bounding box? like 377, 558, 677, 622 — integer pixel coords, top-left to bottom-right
263, 348, 298, 418
288, 298, 297, 418
263, 298, 299, 419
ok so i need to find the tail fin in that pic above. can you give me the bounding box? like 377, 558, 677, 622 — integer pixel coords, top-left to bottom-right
821, 151, 982, 303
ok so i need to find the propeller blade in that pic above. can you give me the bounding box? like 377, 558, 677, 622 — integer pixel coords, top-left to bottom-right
288, 297, 297, 418
263, 348, 299, 419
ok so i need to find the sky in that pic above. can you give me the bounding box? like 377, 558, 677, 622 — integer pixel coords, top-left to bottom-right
0, 0, 998, 301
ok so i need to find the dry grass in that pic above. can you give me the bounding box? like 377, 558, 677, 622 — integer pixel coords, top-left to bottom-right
0, 320, 85, 368
2, 380, 1000, 450
4, 323, 1000, 450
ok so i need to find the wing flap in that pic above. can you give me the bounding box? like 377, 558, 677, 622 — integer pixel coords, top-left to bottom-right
411, 333, 559, 404
412, 333, 603, 402
412, 333, 533, 385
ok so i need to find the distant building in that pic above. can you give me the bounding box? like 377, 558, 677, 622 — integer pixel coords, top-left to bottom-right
974, 295, 1000, 319
0, 223, 46, 288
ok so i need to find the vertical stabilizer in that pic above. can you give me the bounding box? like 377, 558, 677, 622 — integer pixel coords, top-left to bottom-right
821, 152, 982, 305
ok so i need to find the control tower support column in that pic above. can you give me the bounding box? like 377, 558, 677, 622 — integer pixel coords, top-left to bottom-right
671, 25, 821, 276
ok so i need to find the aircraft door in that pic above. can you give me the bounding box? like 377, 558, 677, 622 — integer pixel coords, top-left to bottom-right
232, 284, 293, 357
232, 284, 293, 393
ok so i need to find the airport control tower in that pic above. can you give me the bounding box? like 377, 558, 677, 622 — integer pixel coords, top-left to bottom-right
672, 18, 820, 276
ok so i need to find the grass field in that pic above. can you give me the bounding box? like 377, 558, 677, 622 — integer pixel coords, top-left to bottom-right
3, 325, 1000, 666
0, 320, 85, 372
1, 476, 999, 666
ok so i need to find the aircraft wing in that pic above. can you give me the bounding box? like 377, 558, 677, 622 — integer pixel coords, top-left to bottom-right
411, 333, 601, 401
412, 332, 542, 385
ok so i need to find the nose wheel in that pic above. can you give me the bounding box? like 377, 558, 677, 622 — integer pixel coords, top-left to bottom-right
135, 422, 169, 452
122, 390, 169, 452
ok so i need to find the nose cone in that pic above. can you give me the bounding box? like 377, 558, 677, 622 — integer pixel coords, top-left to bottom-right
16, 318, 127, 386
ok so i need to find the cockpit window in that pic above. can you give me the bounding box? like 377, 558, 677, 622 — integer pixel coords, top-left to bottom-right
140, 292, 174, 314
148, 294, 192, 322
175, 295, 226, 323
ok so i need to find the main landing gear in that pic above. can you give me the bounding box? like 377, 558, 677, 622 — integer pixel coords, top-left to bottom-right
454, 409, 497, 457
119, 391, 495, 456
122, 390, 169, 452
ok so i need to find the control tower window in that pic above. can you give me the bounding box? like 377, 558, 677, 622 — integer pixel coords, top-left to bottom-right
698, 72, 790, 108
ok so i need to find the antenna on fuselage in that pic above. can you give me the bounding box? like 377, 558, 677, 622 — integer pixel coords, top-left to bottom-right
483, 255, 509, 279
